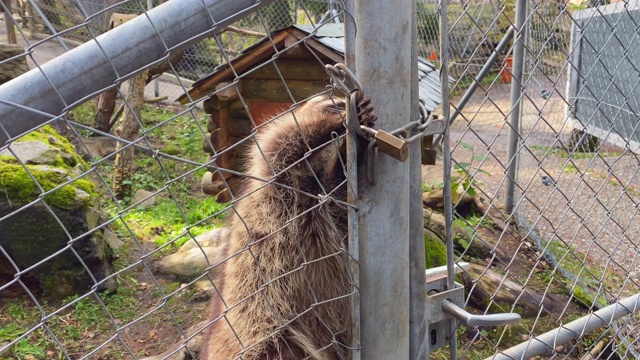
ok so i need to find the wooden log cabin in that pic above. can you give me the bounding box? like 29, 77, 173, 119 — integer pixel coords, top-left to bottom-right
178, 24, 445, 203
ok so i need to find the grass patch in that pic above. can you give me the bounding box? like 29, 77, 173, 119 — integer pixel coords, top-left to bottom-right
423, 181, 444, 193
115, 196, 228, 247
529, 145, 623, 159
451, 71, 503, 96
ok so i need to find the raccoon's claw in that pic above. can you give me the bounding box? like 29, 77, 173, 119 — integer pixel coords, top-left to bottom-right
357, 96, 377, 128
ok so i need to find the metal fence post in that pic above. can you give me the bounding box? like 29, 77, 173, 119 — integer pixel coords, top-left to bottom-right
409, 0, 427, 358
354, 0, 411, 358
344, 1, 361, 358
438, 0, 458, 357
147, 0, 160, 98
504, 0, 527, 213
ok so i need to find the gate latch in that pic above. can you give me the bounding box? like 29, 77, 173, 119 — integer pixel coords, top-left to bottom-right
426, 263, 521, 351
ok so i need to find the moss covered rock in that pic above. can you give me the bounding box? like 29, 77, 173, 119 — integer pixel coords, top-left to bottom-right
0, 126, 115, 301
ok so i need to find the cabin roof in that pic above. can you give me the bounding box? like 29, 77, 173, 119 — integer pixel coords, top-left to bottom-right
179, 24, 448, 112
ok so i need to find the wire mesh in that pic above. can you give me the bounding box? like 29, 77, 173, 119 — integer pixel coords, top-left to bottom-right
3, 0, 640, 359
432, 0, 640, 358
0, 0, 361, 359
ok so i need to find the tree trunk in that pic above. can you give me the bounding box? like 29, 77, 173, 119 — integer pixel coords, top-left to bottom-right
94, 87, 119, 134
113, 71, 147, 200
92, 50, 184, 134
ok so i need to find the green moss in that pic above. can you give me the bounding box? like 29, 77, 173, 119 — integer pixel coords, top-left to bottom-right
425, 233, 447, 268
0, 162, 93, 209
15, 125, 86, 169
74, 178, 96, 195
0, 155, 17, 163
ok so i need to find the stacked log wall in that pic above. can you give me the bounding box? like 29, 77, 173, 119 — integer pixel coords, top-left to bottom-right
200, 51, 333, 202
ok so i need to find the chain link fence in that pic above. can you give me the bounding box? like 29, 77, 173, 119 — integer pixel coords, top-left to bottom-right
2, 0, 640, 359
0, 0, 363, 358
438, 0, 640, 358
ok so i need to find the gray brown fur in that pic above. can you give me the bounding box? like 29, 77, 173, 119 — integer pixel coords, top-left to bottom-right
200, 95, 374, 360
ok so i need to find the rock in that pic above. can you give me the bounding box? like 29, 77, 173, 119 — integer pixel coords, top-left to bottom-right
80, 136, 118, 160
0, 201, 116, 301
156, 244, 226, 281
189, 286, 211, 302
181, 228, 228, 251
131, 190, 157, 208
0, 44, 29, 85
0, 141, 63, 166
555, 345, 564, 353
0, 126, 115, 301
103, 228, 125, 250
195, 279, 215, 294
460, 263, 555, 318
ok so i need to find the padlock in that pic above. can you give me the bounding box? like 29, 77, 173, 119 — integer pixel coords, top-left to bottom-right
374, 130, 409, 162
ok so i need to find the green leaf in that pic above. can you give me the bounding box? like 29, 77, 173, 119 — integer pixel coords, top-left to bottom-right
459, 141, 474, 151
477, 168, 492, 176
473, 154, 486, 162
454, 162, 471, 171
466, 186, 477, 198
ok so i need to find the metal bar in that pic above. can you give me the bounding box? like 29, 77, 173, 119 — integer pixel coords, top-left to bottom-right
343, 1, 360, 358
147, 0, 160, 98
504, 0, 528, 213
438, 0, 458, 357
486, 293, 640, 360
565, 22, 583, 121
0, 0, 277, 146
433, 26, 515, 144
355, 0, 411, 358
409, 0, 427, 357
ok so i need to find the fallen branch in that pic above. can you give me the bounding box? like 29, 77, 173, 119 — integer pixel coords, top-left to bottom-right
223, 25, 266, 37
144, 96, 168, 104
581, 339, 605, 360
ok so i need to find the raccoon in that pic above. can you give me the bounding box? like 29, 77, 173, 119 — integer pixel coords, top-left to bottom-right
200, 94, 375, 360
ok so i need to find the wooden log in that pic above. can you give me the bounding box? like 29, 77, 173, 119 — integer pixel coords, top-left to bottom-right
209, 128, 230, 151
203, 97, 228, 114
211, 107, 230, 129
247, 100, 291, 125
229, 100, 250, 119
459, 263, 555, 317
241, 79, 328, 102
206, 117, 218, 133
201, 172, 227, 196
203, 132, 213, 154
215, 176, 243, 203
245, 59, 330, 81
423, 209, 498, 260
226, 117, 254, 137
209, 163, 234, 182
215, 81, 242, 101
214, 151, 236, 170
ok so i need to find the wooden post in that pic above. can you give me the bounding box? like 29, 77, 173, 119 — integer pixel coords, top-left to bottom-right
2, 0, 17, 44
112, 71, 147, 200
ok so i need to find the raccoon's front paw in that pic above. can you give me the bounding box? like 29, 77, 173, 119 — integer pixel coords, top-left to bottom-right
357, 96, 377, 129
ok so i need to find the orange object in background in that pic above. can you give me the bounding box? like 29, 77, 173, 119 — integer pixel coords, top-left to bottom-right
501, 56, 513, 84
429, 50, 437, 61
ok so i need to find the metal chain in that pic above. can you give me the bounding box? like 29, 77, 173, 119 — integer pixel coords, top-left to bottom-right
325, 64, 438, 185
